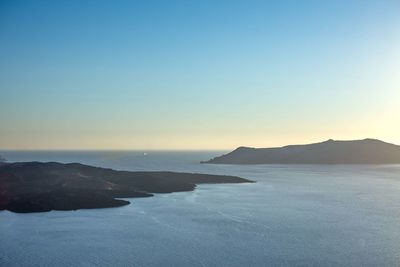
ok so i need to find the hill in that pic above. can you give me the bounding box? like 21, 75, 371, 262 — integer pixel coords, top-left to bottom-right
203, 139, 400, 164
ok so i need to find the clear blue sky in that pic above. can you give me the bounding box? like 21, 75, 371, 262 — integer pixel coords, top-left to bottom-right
1, 0, 399, 149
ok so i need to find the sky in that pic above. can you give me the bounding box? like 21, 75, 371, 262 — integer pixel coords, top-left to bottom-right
0, 0, 399, 150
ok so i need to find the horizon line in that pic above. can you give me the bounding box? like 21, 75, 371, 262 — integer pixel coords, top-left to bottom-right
1, 138, 398, 152
0, 148, 230, 152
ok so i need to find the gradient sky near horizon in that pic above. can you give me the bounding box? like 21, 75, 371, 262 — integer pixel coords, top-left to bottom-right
1, 0, 399, 150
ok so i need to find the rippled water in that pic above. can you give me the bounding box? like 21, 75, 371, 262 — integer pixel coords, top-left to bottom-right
1, 151, 400, 266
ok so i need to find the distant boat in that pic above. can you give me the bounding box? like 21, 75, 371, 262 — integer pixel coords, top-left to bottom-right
143, 152, 148, 156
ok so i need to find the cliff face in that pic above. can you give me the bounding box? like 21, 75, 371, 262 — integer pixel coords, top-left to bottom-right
0, 162, 253, 213
204, 139, 400, 164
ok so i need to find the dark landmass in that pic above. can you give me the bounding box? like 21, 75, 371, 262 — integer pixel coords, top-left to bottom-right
203, 138, 400, 164
0, 162, 253, 213
0, 155, 6, 165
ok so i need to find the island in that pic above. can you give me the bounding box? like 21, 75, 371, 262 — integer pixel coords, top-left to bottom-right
203, 138, 400, 164
0, 161, 253, 213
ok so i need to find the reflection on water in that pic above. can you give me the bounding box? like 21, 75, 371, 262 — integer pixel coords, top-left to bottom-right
1, 151, 400, 266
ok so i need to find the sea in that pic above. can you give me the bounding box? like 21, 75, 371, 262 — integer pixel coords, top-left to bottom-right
0, 150, 400, 267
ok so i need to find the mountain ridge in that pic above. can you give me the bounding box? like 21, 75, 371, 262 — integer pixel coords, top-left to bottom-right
203, 138, 400, 164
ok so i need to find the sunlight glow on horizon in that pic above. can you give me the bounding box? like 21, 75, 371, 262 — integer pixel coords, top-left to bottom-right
1, 0, 400, 150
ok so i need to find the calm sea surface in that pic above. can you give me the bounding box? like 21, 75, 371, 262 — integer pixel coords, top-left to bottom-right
1, 151, 400, 266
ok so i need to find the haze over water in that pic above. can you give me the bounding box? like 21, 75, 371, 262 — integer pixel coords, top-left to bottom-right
2, 1, 400, 266
1, 151, 400, 266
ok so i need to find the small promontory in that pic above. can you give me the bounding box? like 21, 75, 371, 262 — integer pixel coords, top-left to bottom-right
0, 162, 253, 213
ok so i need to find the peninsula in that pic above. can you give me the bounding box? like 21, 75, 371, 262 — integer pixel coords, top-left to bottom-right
203, 139, 400, 164
0, 162, 253, 213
